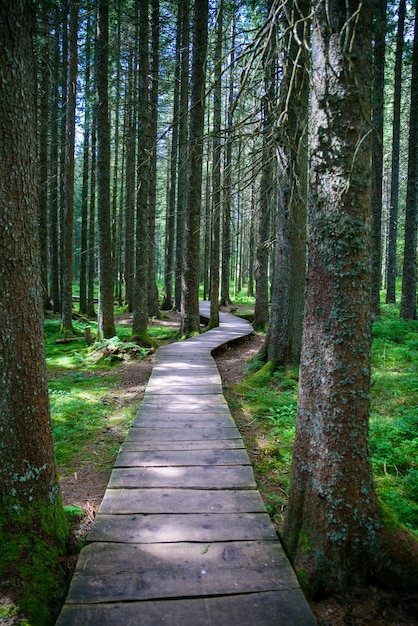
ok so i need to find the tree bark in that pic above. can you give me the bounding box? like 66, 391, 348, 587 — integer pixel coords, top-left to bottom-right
400, 3, 418, 321
0, 1, 68, 617
386, 0, 405, 304
370, 0, 387, 317
209, 0, 223, 329
180, 0, 208, 336
96, 0, 116, 338
283, 0, 380, 596
259, 0, 309, 366
61, 0, 77, 333
132, 0, 150, 340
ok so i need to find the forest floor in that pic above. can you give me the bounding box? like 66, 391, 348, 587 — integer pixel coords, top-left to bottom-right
57, 308, 418, 626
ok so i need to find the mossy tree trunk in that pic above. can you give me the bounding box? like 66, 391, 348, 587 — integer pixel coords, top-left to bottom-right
283, 0, 381, 597
0, 1, 69, 621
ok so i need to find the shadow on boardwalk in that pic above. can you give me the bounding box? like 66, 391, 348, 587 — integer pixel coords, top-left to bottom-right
56, 303, 316, 625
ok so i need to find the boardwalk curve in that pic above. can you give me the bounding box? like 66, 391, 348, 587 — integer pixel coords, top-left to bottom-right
56, 303, 316, 625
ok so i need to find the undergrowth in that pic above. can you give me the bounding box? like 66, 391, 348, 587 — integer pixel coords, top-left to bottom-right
44, 315, 177, 475
236, 302, 418, 534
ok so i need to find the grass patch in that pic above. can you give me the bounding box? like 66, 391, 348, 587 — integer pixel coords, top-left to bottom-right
45, 313, 178, 475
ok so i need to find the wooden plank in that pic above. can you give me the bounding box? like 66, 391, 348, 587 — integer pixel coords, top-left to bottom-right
65, 541, 297, 604
87, 512, 278, 543
125, 427, 241, 442
98, 488, 266, 514
140, 396, 230, 412
144, 384, 223, 395
114, 448, 251, 467
131, 415, 236, 428
57, 590, 317, 626
108, 465, 256, 489
119, 440, 245, 452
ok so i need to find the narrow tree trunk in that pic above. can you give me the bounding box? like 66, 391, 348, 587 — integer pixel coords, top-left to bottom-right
386, 0, 405, 304
79, 14, 92, 315
180, 0, 208, 336
147, 0, 161, 318
49, 3, 61, 313
87, 113, 97, 318
96, 0, 115, 338
61, 0, 77, 333
400, 3, 418, 320
132, 0, 150, 341
161, 1, 182, 311
174, 0, 189, 311
124, 52, 136, 311
371, 0, 387, 317
209, 2, 223, 328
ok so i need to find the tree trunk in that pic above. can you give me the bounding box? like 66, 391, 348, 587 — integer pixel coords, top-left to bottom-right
124, 51, 136, 312
61, 0, 77, 333
221, 6, 236, 307
386, 0, 405, 304
400, 3, 418, 321
96, 0, 115, 338
209, 0, 223, 329
79, 14, 92, 316
49, 3, 61, 314
87, 108, 97, 319
180, 0, 208, 336
161, 0, 182, 311
132, 0, 150, 341
0, 2, 68, 619
283, 0, 381, 597
174, 0, 189, 311
147, 0, 161, 318
370, 0, 387, 317
253, 5, 275, 332
259, 0, 309, 366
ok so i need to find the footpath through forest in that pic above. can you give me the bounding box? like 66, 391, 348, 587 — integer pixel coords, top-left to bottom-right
56, 303, 316, 625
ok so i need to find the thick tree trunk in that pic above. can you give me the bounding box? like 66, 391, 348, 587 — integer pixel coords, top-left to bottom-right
180, 0, 208, 336
400, 3, 418, 321
283, 0, 380, 597
386, 0, 405, 304
0, 2, 68, 618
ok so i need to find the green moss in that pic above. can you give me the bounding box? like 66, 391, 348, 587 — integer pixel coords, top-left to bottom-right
237, 361, 275, 391
0, 495, 69, 625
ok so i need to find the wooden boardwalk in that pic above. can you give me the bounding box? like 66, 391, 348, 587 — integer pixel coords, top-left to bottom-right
56, 303, 316, 625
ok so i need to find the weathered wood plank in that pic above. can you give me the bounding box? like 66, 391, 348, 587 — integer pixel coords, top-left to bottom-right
125, 427, 241, 442
115, 448, 251, 467
57, 590, 317, 626
108, 465, 256, 489
131, 415, 236, 428
87, 512, 278, 543
140, 396, 230, 412
119, 440, 245, 452
145, 384, 223, 395
65, 541, 297, 604
98, 488, 266, 514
